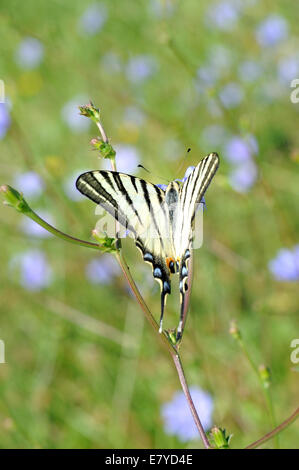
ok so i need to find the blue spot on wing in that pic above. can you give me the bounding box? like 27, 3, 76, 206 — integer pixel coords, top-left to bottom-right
154, 267, 162, 278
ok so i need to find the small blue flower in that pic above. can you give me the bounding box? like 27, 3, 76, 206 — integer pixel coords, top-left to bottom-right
277, 56, 299, 84
206, 1, 240, 31
103, 144, 140, 173
201, 125, 228, 148
156, 183, 168, 191
14, 37, 44, 69
10, 249, 52, 291
229, 161, 258, 193
64, 170, 87, 201
0, 103, 11, 139
20, 211, 54, 238
161, 386, 214, 442
183, 166, 195, 181
101, 52, 122, 74
224, 136, 252, 164
163, 139, 184, 161
13, 171, 44, 199
219, 82, 244, 108
123, 106, 146, 127
256, 15, 288, 48
126, 55, 157, 84
78, 3, 108, 36
196, 66, 219, 87
269, 246, 299, 281
238, 60, 262, 83
149, 0, 175, 18
208, 45, 232, 73
86, 254, 120, 284
61, 95, 91, 133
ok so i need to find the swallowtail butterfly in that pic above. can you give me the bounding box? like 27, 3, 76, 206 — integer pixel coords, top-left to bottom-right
76, 152, 219, 340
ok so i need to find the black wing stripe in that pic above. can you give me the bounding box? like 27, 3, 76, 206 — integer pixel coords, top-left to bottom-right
130, 175, 138, 192
112, 172, 143, 226
100, 170, 117, 192
76, 173, 137, 235
140, 179, 165, 250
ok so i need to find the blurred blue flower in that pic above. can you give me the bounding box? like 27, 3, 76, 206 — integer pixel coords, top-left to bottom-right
206, 99, 223, 118
269, 246, 299, 281
229, 160, 258, 193
0, 103, 11, 139
20, 211, 54, 238
156, 183, 168, 191
277, 56, 299, 84
208, 45, 232, 72
149, 0, 175, 18
61, 96, 91, 133
14, 37, 44, 69
78, 3, 108, 35
86, 254, 120, 284
13, 171, 44, 199
219, 82, 244, 108
124, 106, 146, 127
64, 170, 87, 201
183, 166, 195, 181
161, 386, 214, 442
163, 139, 184, 161
126, 55, 157, 84
201, 124, 228, 148
238, 60, 262, 83
103, 144, 140, 173
10, 249, 52, 291
224, 135, 258, 164
101, 52, 122, 73
256, 15, 288, 48
196, 66, 219, 87
206, 1, 240, 31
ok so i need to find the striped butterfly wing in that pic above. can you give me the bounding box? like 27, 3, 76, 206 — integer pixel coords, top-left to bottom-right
174, 153, 220, 339
76, 170, 175, 328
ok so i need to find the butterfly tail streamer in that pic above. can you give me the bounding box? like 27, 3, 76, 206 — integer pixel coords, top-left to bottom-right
176, 248, 191, 340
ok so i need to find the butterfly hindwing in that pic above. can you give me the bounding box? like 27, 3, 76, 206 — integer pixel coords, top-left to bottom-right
175, 153, 220, 339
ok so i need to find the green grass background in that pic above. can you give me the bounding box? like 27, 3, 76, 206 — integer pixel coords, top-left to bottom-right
0, 0, 298, 449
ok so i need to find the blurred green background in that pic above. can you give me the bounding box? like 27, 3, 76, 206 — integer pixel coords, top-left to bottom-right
0, 0, 298, 449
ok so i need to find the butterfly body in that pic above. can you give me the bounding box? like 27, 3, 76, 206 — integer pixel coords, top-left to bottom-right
76, 152, 219, 340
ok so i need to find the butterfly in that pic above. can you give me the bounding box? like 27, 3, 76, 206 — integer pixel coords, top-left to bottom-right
76, 152, 219, 340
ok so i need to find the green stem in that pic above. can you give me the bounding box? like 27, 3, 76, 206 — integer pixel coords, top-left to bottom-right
26, 209, 101, 250
236, 337, 278, 448
246, 407, 299, 449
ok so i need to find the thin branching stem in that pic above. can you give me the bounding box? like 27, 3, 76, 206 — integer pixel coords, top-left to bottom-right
172, 353, 212, 448
245, 406, 299, 449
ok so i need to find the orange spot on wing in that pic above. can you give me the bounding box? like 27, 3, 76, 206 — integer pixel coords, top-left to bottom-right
166, 257, 175, 269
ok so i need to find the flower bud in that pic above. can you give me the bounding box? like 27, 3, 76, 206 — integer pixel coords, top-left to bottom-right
210, 426, 231, 449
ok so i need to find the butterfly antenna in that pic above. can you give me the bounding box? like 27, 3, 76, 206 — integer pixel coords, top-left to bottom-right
138, 164, 169, 184
176, 147, 191, 177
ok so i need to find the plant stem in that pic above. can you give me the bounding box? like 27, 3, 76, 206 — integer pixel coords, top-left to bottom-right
172, 353, 212, 448
245, 406, 299, 449
26, 209, 100, 250
236, 337, 279, 448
